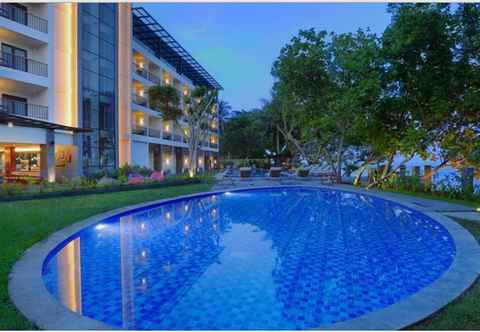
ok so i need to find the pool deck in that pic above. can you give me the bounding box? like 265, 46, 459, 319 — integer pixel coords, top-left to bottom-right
8, 181, 480, 330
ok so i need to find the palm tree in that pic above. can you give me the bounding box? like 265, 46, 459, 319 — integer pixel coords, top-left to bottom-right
217, 100, 232, 133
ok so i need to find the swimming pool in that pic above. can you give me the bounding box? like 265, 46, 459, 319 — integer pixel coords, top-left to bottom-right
42, 187, 456, 330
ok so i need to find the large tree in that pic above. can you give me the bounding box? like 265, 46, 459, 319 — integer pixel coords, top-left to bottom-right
271, 29, 383, 183
149, 85, 218, 176
220, 108, 277, 159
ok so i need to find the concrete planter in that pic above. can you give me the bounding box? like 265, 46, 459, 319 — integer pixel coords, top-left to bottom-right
239, 167, 252, 178
269, 167, 282, 178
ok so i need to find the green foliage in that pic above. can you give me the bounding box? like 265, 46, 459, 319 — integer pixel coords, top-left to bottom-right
148, 85, 182, 121
220, 109, 279, 159
261, 4, 480, 186
382, 174, 480, 203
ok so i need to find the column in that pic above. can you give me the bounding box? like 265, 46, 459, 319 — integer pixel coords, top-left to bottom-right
40, 129, 55, 182
424, 165, 432, 190
73, 132, 83, 178
4, 146, 16, 177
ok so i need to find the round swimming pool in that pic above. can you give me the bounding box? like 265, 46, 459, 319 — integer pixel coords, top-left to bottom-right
42, 187, 455, 329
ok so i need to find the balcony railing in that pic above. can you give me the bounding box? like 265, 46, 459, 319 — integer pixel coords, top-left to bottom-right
1, 99, 48, 121
0, 51, 48, 77
131, 93, 148, 107
162, 131, 172, 140
132, 63, 161, 85
0, 4, 48, 33
132, 124, 147, 136
148, 127, 161, 138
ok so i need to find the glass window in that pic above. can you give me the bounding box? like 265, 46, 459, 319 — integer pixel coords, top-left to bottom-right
99, 22, 115, 42
99, 6, 115, 28
99, 39, 115, 61
99, 76, 114, 96
82, 12, 99, 36
82, 69, 99, 92
99, 58, 114, 79
82, 4, 99, 18
82, 31, 99, 54
82, 50, 99, 73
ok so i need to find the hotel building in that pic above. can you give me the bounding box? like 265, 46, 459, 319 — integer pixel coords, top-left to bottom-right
0, 3, 221, 182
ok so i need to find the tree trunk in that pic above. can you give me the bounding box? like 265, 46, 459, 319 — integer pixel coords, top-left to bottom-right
366, 153, 414, 189
334, 135, 344, 184
353, 160, 373, 187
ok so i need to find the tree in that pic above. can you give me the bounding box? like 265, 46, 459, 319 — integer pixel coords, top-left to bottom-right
149, 85, 218, 176
220, 108, 278, 160
217, 100, 232, 133
270, 29, 383, 183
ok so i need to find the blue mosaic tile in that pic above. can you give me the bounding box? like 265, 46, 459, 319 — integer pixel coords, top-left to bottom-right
42, 187, 455, 329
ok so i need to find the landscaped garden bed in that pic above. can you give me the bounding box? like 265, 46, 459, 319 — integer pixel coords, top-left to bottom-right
0, 165, 212, 202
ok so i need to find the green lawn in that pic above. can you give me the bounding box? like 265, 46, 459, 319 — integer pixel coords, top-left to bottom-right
380, 188, 480, 209
412, 219, 480, 330
0, 182, 212, 330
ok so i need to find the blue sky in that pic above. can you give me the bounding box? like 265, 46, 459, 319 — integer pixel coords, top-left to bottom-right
140, 3, 391, 111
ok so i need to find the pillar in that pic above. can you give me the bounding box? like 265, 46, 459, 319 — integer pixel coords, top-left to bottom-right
40, 129, 55, 182
424, 165, 432, 190
4, 146, 16, 177
73, 133, 83, 178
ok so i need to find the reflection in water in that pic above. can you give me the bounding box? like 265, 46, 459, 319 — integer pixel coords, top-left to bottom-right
120, 215, 135, 329
56, 238, 82, 314
44, 188, 455, 329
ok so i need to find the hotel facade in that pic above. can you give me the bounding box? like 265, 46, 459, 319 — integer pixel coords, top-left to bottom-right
0, 3, 221, 181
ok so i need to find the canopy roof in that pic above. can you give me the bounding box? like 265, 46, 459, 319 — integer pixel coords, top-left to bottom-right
132, 7, 222, 90
0, 111, 91, 133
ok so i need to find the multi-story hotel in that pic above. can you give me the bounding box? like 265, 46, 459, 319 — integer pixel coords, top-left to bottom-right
0, 3, 221, 182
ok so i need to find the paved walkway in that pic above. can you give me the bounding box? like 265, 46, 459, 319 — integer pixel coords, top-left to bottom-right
213, 176, 480, 222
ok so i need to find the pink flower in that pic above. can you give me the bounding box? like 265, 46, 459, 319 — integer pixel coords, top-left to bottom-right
128, 175, 144, 185
150, 171, 165, 182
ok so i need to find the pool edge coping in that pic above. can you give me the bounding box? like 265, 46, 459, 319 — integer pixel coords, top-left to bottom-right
8, 184, 480, 330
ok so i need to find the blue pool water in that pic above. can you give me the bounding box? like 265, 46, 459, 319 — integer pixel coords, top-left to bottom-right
42, 187, 455, 330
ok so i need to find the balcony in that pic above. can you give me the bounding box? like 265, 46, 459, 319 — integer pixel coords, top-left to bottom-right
0, 51, 47, 77
1, 98, 48, 121
131, 93, 148, 107
132, 124, 147, 136
0, 4, 48, 34
148, 127, 161, 138
132, 63, 161, 85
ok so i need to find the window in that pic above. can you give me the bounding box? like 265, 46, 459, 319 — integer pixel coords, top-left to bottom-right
82, 12, 99, 36
2, 94, 27, 116
82, 32, 99, 54
1, 43, 27, 72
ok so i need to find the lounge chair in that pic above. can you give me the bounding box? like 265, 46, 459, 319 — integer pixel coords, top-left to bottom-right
239, 167, 252, 178
269, 167, 282, 178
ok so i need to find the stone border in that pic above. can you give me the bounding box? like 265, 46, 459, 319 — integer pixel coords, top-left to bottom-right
8, 185, 480, 330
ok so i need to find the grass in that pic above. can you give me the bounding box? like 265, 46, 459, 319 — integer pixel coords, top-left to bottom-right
0, 182, 212, 330
379, 188, 480, 209
411, 218, 480, 330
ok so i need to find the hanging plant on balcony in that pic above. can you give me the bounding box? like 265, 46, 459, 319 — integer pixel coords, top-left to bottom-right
148, 85, 182, 121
